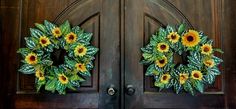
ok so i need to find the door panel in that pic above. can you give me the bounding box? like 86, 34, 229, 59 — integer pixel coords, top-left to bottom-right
2, 0, 120, 108
1, 0, 235, 108
124, 0, 225, 108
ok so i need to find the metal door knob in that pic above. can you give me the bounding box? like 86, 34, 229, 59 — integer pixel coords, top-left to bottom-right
125, 85, 135, 96
107, 87, 116, 96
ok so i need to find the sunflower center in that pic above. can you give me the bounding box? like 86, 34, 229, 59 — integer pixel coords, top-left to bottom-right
193, 73, 199, 78
159, 59, 165, 64
205, 61, 212, 65
39, 73, 44, 77
180, 75, 185, 80
160, 45, 166, 50
30, 56, 36, 61
78, 64, 82, 68
78, 48, 84, 53
60, 76, 67, 81
69, 35, 74, 40
162, 75, 167, 80
41, 39, 47, 44
204, 47, 210, 52
171, 35, 176, 39
51, 48, 66, 66
187, 36, 194, 42
55, 30, 60, 34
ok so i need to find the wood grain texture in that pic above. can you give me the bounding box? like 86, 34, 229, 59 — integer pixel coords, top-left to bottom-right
1, 0, 236, 108
168, 0, 223, 92
1, 0, 121, 108
124, 0, 226, 108
222, 0, 236, 108
0, 0, 21, 108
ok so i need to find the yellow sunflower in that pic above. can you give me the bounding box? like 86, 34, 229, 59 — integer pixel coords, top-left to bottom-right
191, 70, 203, 81
179, 73, 189, 84
167, 32, 180, 43
182, 30, 200, 47
157, 42, 169, 52
52, 27, 62, 38
155, 56, 168, 68
35, 70, 45, 81
65, 32, 77, 44
201, 44, 213, 55
25, 53, 38, 65
58, 74, 69, 84
204, 59, 215, 68
160, 73, 171, 84
74, 45, 87, 57
39, 36, 51, 47
75, 63, 87, 72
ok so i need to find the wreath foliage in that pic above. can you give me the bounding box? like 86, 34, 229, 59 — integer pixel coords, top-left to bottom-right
140, 23, 223, 95
17, 20, 98, 94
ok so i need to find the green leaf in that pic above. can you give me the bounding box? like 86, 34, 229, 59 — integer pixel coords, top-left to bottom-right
200, 35, 208, 44
35, 49, 44, 56
72, 26, 84, 37
56, 81, 66, 94
67, 83, 76, 91
140, 59, 152, 65
44, 20, 56, 34
208, 67, 221, 75
193, 80, 204, 93
59, 20, 71, 35
150, 40, 157, 46
142, 53, 153, 60
70, 74, 80, 81
18, 64, 35, 74
78, 76, 85, 82
79, 33, 92, 44
174, 81, 182, 94
141, 44, 153, 53
158, 27, 167, 39
183, 82, 194, 95
30, 28, 44, 38
80, 71, 91, 77
212, 56, 223, 65
204, 74, 215, 84
154, 81, 164, 88
25, 37, 36, 49
65, 56, 76, 68
177, 23, 186, 35
41, 59, 53, 66
36, 83, 43, 92
187, 52, 202, 69
145, 64, 155, 76
17, 48, 31, 56
36, 79, 46, 92
35, 23, 46, 33
45, 78, 57, 92
45, 45, 53, 52
86, 46, 99, 56
166, 25, 175, 34
86, 62, 94, 70
214, 48, 224, 54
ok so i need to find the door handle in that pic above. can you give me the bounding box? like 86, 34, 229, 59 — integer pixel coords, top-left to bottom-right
107, 85, 116, 96
125, 85, 135, 96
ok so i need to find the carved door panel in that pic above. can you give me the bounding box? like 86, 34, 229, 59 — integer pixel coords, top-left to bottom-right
1, 0, 234, 109
2, 0, 120, 108
124, 0, 226, 108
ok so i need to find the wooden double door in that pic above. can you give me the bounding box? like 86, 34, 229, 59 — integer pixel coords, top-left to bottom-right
1, 0, 235, 108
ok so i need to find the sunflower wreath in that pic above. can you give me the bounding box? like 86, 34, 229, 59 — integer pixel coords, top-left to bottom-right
140, 23, 223, 95
17, 20, 98, 94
